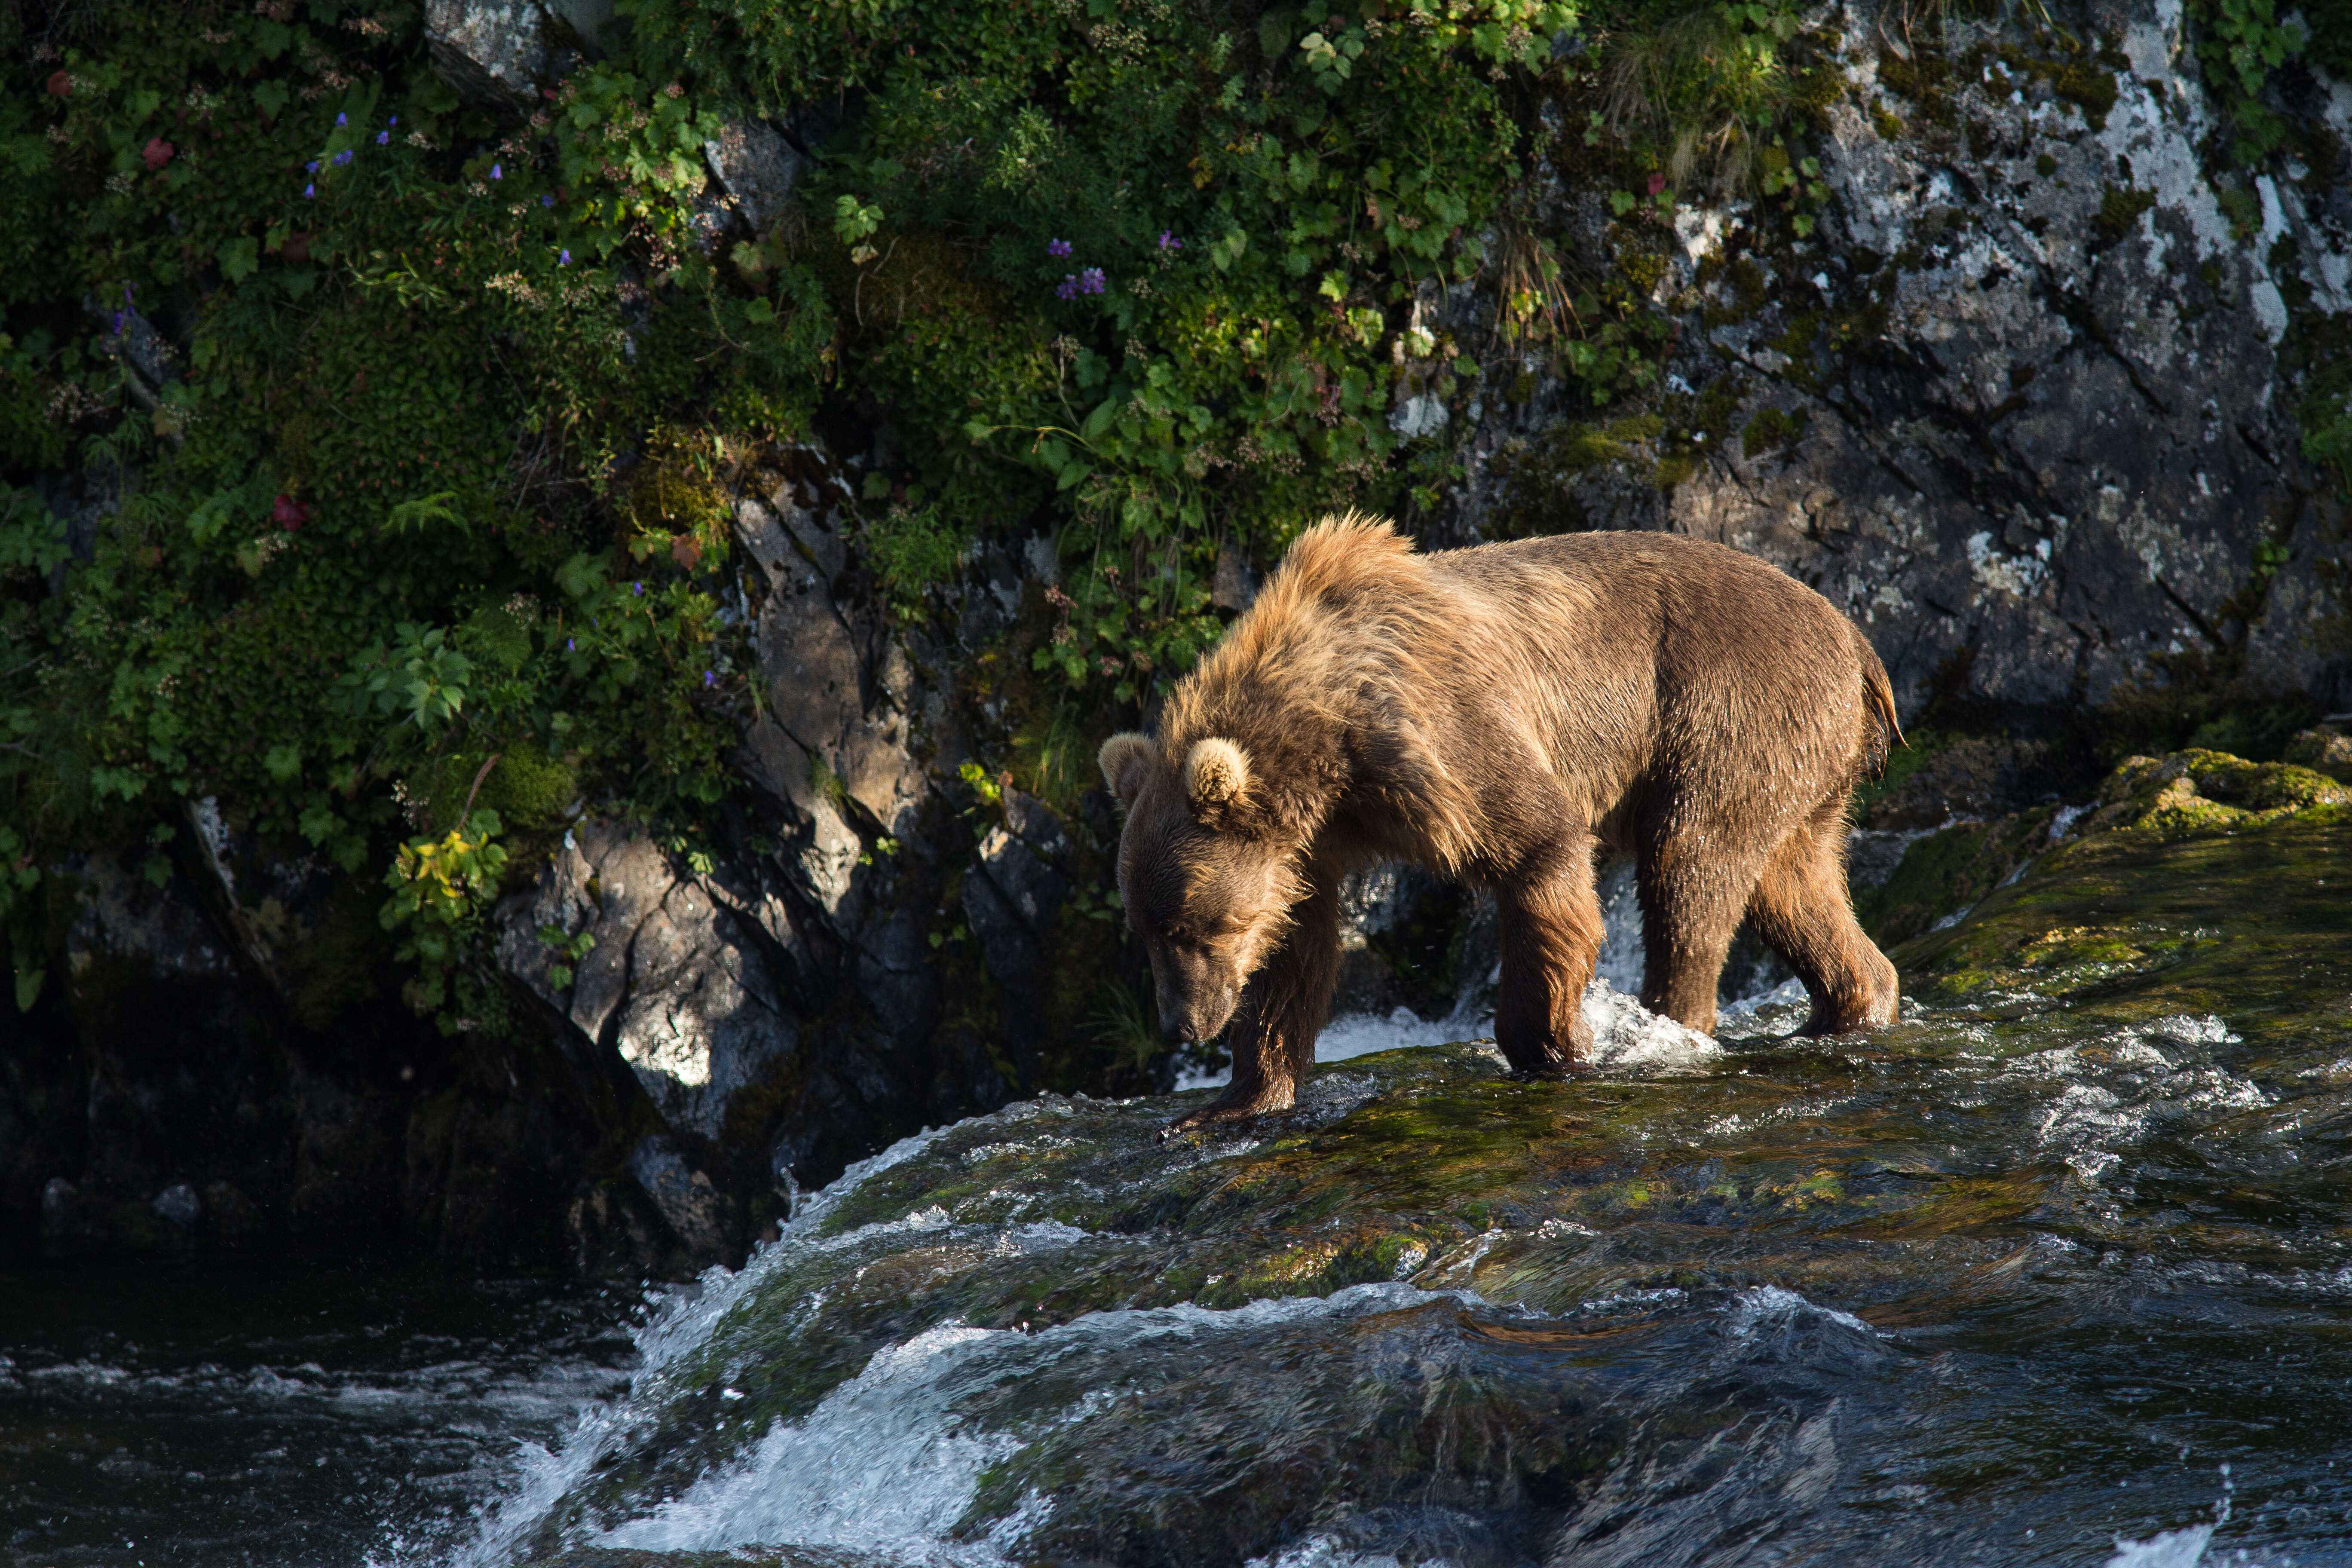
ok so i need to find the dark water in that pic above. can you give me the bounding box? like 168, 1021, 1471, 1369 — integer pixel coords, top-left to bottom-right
0, 1255, 640, 1568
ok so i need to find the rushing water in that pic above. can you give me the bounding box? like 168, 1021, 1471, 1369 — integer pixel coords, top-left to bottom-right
8, 819, 2349, 1568
0, 1256, 640, 1568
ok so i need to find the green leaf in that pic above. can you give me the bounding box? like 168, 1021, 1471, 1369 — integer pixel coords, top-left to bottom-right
253, 80, 290, 122
217, 235, 260, 284
14, 967, 41, 1013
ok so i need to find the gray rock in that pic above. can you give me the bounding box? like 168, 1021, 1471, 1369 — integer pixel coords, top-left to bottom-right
424, 0, 547, 104
1461, 0, 2352, 715
1212, 542, 1260, 612
64, 854, 233, 983
498, 822, 802, 1138
424, 0, 611, 107
151, 1182, 200, 1228
703, 119, 806, 233
611, 877, 796, 1139
627, 1133, 732, 1261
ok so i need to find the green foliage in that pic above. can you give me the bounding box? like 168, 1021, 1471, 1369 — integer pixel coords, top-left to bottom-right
2186, 0, 2307, 162
2301, 351, 2352, 499
623, 0, 1583, 700
0, 1, 808, 1025
381, 807, 508, 1021
1595, 0, 1817, 196
2092, 184, 2158, 246
0, 0, 1849, 1028
864, 502, 965, 622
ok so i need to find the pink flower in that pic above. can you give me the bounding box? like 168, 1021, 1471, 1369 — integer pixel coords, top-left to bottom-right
271, 494, 310, 531
1646, 172, 1667, 197
143, 138, 174, 171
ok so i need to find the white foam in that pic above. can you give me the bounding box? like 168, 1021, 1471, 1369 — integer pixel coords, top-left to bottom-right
1246, 1539, 1418, 1568
1184, 978, 1720, 1092
595, 1283, 1473, 1560
2107, 1522, 2216, 1567
597, 1323, 1022, 1561
1726, 1285, 1873, 1337
440, 1123, 955, 1568
1581, 981, 1720, 1073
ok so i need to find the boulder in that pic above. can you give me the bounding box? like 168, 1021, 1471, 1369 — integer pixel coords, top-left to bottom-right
424, 0, 612, 107
702, 118, 805, 233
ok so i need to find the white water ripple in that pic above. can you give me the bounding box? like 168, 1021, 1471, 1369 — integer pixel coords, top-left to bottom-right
597, 1283, 1478, 1561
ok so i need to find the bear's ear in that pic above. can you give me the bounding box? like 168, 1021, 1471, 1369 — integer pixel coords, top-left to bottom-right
1098, 732, 1157, 808
1183, 738, 1251, 821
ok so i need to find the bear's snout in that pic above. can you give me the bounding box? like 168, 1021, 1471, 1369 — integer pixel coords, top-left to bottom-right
1150, 947, 1239, 1044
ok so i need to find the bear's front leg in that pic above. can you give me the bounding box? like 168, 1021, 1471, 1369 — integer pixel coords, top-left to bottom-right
1162, 863, 1341, 1134
1493, 831, 1603, 1075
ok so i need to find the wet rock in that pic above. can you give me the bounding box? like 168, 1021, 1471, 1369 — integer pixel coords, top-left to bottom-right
1861, 746, 2347, 946
627, 1132, 735, 1263
501, 806, 2352, 1565
2079, 747, 2349, 836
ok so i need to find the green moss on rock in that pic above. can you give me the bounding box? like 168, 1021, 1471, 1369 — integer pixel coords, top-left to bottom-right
2080, 748, 2349, 836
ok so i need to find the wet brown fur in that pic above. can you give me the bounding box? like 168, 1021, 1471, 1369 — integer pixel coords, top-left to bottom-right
1103, 513, 1903, 1129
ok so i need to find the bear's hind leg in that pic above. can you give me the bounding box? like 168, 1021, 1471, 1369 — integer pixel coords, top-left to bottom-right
1635, 842, 1757, 1036
1494, 831, 1603, 1074
1744, 805, 1899, 1035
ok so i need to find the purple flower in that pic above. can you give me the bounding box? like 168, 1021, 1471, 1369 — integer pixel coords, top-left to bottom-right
558, 248, 571, 265
376, 130, 389, 145
541, 193, 555, 207
306, 159, 320, 172
1080, 266, 1106, 294
110, 310, 125, 335
632, 581, 643, 595
1158, 230, 1182, 251
566, 637, 575, 651
389, 115, 398, 126
1055, 274, 1078, 300
332, 148, 352, 166
1047, 237, 1071, 257
303, 183, 315, 198
702, 670, 716, 687
490, 162, 502, 180
334, 112, 346, 127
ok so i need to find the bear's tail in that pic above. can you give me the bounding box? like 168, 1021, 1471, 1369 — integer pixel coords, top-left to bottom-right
1854, 628, 1904, 778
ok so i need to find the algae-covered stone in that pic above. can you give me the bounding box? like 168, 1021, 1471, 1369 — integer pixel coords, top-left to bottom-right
2080, 748, 2349, 836
501, 800, 2351, 1565
2285, 723, 2352, 784
1862, 748, 2348, 955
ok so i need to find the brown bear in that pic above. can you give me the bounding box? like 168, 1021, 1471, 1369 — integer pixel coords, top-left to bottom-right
1099, 513, 1903, 1130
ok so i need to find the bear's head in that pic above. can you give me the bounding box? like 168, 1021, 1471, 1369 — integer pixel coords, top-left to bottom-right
1099, 730, 1308, 1045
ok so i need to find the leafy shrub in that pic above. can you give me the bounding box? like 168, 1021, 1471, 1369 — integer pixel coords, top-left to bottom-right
0, 0, 1862, 1023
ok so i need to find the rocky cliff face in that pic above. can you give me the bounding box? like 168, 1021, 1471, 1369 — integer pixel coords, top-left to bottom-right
9, 0, 2347, 1274
1464, 0, 2351, 716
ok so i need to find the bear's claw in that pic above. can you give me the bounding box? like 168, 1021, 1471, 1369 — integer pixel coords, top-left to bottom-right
1159, 1084, 1296, 1139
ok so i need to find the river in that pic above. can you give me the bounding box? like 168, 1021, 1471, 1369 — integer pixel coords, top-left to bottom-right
6, 817, 2349, 1568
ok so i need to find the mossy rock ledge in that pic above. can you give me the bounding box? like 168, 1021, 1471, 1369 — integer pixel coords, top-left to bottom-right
499, 765, 2352, 1568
